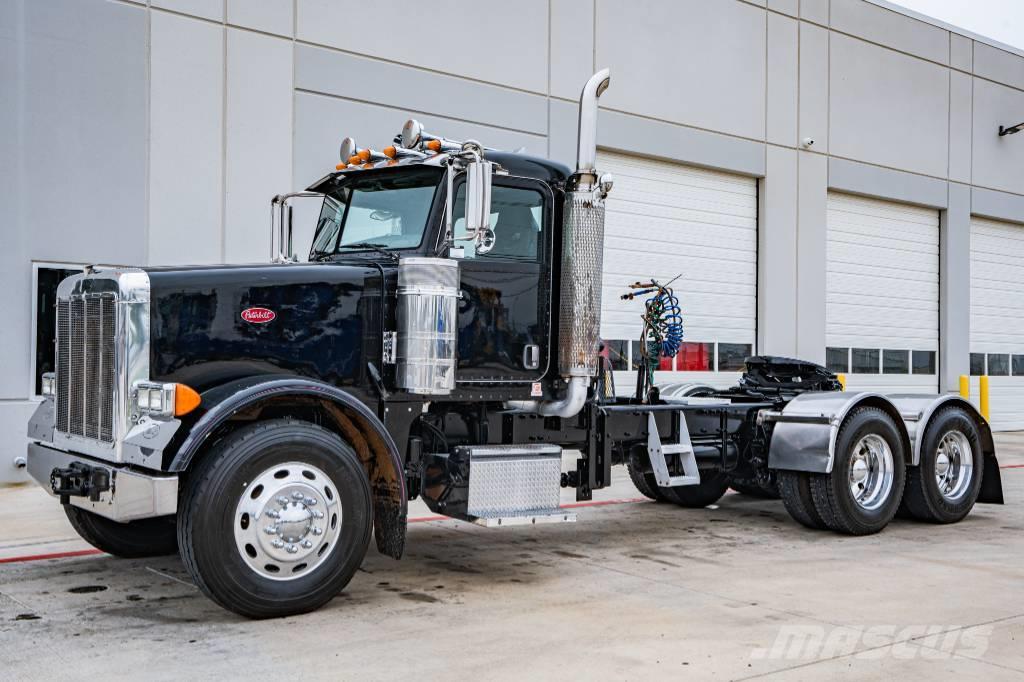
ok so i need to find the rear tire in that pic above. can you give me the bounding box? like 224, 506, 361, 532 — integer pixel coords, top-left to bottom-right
659, 470, 730, 508
810, 407, 906, 535
901, 407, 984, 524
178, 419, 373, 619
64, 506, 178, 558
626, 446, 667, 502
777, 470, 828, 530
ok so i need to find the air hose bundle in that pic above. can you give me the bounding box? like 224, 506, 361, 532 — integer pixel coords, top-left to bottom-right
621, 277, 684, 402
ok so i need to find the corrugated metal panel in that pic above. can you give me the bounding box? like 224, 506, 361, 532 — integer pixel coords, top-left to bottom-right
596, 151, 758, 390
826, 193, 939, 393
970, 216, 1024, 431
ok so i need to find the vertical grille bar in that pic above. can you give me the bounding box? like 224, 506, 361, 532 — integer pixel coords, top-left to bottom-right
55, 300, 70, 433
84, 297, 101, 439
68, 298, 85, 437
99, 297, 116, 441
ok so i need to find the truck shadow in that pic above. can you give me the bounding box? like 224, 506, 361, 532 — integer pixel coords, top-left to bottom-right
6, 492, 992, 627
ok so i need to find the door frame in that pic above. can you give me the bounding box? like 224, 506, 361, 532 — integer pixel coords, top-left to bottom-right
438, 173, 557, 384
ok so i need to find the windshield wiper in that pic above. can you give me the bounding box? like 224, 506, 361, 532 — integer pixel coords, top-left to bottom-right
337, 241, 399, 261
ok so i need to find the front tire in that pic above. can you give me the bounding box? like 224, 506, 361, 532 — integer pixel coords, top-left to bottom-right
901, 407, 984, 523
810, 407, 906, 535
64, 506, 177, 558
178, 419, 373, 619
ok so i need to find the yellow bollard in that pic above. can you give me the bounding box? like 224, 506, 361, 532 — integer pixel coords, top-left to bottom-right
959, 375, 969, 399
837, 373, 846, 391
979, 375, 990, 422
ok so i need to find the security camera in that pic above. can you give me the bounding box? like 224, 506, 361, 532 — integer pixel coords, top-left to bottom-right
802, 137, 815, 148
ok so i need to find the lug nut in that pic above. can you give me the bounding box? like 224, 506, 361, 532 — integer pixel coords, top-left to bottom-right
286, 544, 298, 554
313, 510, 324, 519
265, 509, 280, 519
305, 497, 317, 506
276, 496, 289, 506
301, 540, 313, 549
311, 527, 322, 536
292, 491, 304, 499
271, 540, 284, 548
264, 526, 279, 535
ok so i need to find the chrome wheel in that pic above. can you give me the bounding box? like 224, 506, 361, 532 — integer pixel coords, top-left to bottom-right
233, 462, 342, 581
934, 430, 974, 503
848, 434, 894, 511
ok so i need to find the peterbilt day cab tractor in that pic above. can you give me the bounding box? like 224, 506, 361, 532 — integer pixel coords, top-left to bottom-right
26, 71, 1004, 619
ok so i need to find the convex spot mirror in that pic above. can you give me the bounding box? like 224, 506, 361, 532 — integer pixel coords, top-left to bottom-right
464, 159, 494, 254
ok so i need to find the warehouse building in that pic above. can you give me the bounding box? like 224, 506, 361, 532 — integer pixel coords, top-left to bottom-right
2, 0, 1023, 483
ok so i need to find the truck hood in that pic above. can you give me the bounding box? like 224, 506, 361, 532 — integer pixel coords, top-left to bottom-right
146, 262, 387, 391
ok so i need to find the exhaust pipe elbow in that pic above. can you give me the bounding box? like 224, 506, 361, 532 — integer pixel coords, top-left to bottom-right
575, 68, 611, 175
505, 376, 589, 419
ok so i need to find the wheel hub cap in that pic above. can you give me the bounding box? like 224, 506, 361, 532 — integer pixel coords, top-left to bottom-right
233, 462, 342, 581
847, 434, 894, 511
934, 430, 973, 503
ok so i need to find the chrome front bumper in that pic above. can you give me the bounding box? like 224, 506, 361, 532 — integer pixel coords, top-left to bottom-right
26, 442, 178, 522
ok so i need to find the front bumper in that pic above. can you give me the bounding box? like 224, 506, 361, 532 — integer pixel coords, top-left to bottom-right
27, 442, 178, 522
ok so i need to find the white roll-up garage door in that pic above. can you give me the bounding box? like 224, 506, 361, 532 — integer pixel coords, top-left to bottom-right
970, 216, 1024, 431
596, 151, 758, 391
825, 193, 939, 393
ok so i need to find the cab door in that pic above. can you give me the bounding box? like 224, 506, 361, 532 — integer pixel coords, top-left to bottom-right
453, 176, 553, 383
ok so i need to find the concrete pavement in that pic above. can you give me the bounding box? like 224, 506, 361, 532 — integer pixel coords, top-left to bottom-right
1, 434, 1023, 680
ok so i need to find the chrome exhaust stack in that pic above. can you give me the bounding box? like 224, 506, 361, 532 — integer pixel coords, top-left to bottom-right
558, 68, 612, 381
508, 69, 612, 419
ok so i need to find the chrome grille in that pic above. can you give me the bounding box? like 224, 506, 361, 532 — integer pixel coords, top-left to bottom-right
56, 294, 118, 443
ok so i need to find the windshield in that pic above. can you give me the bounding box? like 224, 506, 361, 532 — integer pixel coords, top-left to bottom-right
310, 167, 443, 257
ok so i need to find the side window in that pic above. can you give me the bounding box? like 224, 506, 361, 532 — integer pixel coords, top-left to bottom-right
453, 183, 545, 261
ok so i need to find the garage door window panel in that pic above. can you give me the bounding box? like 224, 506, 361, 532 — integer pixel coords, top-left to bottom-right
883, 350, 910, 374
970, 354, 986, 376
852, 348, 880, 374
912, 350, 936, 375
987, 354, 1010, 376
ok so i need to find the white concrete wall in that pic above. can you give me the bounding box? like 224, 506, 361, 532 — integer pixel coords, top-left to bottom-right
3, 0, 1024, 480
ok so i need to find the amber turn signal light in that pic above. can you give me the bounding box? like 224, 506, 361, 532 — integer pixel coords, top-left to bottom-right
348, 155, 361, 166
426, 139, 442, 152
174, 383, 202, 417
382, 146, 397, 159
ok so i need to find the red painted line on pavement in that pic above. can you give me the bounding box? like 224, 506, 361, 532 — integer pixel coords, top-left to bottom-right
0, 548, 104, 565
1001, 464, 1024, 469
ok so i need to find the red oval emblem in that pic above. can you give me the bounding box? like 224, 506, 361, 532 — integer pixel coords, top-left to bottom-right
241, 307, 276, 324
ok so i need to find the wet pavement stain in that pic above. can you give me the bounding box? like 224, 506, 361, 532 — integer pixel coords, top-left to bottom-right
68, 585, 108, 594
399, 592, 439, 603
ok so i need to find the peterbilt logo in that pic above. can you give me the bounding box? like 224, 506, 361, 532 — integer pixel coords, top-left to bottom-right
241, 307, 276, 324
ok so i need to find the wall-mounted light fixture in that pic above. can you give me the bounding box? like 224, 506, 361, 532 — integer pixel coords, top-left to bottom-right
998, 121, 1024, 136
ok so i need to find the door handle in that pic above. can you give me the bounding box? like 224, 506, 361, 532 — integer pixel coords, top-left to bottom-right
523, 344, 540, 370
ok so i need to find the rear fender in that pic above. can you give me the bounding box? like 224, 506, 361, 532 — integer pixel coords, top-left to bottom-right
169, 375, 408, 558
766, 392, 911, 474
888, 394, 1002, 504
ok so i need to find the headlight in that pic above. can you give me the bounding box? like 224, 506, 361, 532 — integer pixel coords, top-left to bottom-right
41, 372, 56, 397
134, 382, 176, 418
133, 381, 202, 418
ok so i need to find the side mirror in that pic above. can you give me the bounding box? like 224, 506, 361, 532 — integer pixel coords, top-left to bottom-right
464, 159, 494, 254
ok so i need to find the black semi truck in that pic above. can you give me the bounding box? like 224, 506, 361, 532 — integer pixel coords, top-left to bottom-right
26, 70, 1003, 618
